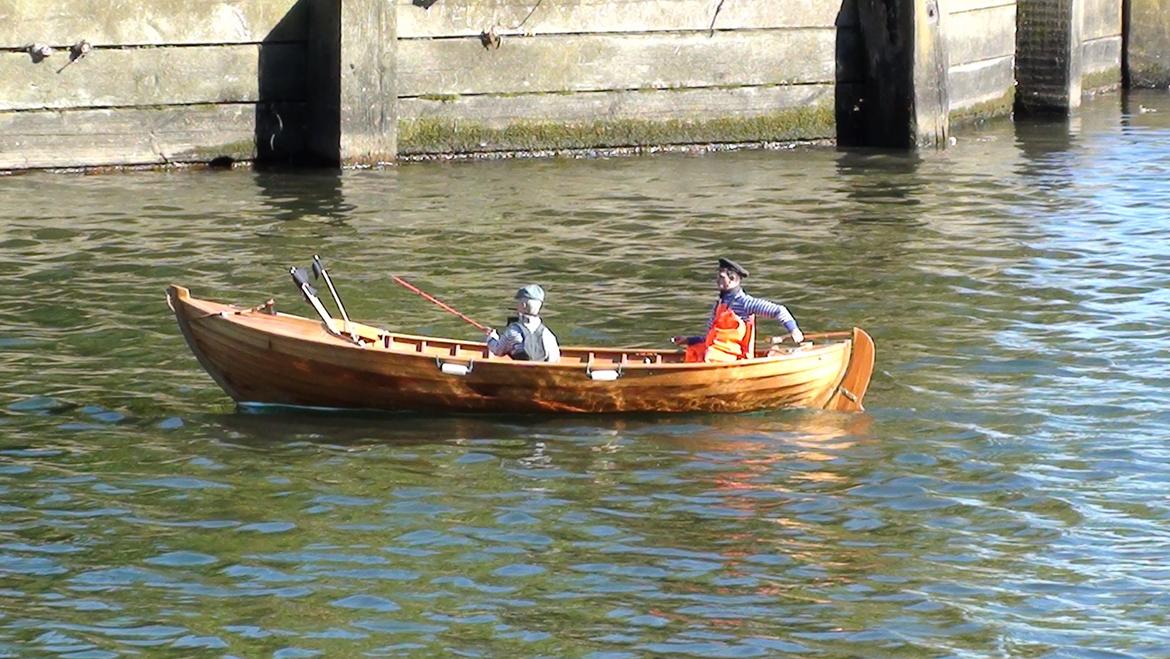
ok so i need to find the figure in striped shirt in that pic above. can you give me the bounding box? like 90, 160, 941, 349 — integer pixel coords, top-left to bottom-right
671, 258, 805, 359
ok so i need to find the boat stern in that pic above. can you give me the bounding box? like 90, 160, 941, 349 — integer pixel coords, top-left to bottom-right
823, 327, 875, 412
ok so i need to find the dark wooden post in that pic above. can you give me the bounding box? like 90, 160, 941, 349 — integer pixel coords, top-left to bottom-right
913, 0, 949, 146
850, 0, 949, 148
1016, 0, 1084, 113
307, 0, 397, 166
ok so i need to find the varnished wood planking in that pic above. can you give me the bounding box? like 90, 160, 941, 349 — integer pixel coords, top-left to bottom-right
825, 327, 874, 412
396, 0, 857, 38
398, 30, 846, 97
0, 103, 304, 170
0, 0, 307, 47
169, 286, 866, 414
212, 335, 842, 412
0, 44, 304, 111
203, 331, 839, 412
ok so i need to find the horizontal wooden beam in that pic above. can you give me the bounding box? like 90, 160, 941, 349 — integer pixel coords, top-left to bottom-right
0, 44, 304, 111
400, 83, 838, 128
399, 97, 838, 155
0, 0, 307, 48
0, 103, 304, 170
396, 0, 857, 38
398, 29, 858, 97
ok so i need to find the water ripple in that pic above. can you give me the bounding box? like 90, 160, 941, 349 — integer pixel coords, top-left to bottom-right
1, 92, 1169, 655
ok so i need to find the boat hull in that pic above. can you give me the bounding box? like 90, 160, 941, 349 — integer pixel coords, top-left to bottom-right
167, 286, 873, 414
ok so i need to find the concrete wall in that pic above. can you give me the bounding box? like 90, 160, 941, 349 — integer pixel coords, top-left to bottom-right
1129, 0, 1170, 86
945, 0, 1017, 121
1083, 0, 1122, 91
0, 0, 308, 169
394, 0, 862, 155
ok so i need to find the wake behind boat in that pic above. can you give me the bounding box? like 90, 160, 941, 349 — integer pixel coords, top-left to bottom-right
167, 283, 874, 414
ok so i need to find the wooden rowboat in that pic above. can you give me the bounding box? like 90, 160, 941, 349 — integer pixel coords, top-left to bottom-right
167, 285, 874, 414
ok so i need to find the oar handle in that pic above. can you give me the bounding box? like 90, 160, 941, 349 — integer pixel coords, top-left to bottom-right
392, 275, 491, 332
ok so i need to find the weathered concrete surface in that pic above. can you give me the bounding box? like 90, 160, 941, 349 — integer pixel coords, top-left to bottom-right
1016, 0, 1083, 113
945, 3, 1016, 64
1083, 36, 1122, 90
949, 57, 1016, 117
0, 45, 304, 111
397, 0, 858, 37
0, 0, 306, 46
398, 30, 854, 98
1082, 0, 1121, 91
945, 2, 1015, 118
0, 103, 304, 169
1084, 0, 1121, 39
1128, 0, 1170, 86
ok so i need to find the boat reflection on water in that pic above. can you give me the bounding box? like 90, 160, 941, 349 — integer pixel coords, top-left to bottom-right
207, 399, 895, 632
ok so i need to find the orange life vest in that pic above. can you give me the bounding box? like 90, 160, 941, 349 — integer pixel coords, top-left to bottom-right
684, 304, 755, 363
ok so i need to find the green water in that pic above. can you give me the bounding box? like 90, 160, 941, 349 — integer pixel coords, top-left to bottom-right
1, 91, 1168, 656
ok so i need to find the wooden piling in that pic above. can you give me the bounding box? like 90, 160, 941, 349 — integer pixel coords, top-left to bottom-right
307, 0, 397, 166
849, 0, 949, 148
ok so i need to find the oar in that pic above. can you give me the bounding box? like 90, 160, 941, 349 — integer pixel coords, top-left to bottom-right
290, 267, 340, 334
312, 255, 356, 341
391, 275, 490, 332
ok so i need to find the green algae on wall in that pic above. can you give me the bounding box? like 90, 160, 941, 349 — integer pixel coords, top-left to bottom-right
1082, 68, 1123, 93
185, 140, 261, 160
949, 89, 1015, 128
398, 106, 835, 155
